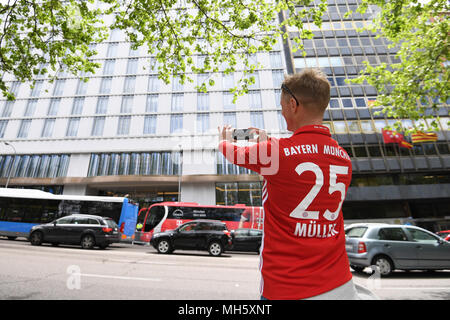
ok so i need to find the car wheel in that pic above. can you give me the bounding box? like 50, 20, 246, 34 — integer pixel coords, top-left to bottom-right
372, 255, 394, 276
81, 234, 95, 249
208, 241, 223, 256
157, 239, 172, 254
30, 231, 43, 246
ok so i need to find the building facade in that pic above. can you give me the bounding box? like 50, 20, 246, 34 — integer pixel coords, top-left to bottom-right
0, 0, 449, 231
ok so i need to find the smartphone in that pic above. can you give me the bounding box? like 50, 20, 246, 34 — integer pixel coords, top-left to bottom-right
232, 128, 255, 140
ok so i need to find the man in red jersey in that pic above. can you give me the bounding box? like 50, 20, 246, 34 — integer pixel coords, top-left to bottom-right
219, 68, 359, 300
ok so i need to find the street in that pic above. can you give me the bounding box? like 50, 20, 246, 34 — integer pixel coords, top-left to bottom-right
0, 238, 449, 300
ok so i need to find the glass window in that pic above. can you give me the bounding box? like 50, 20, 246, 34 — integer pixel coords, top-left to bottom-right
223, 112, 236, 127
272, 70, 284, 88
348, 121, 360, 133
360, 121, 374, 133
146, 95, 158, 112
248, 91, 262, 109
278, 111, 287, 131
170, 114, 183, 133
17, 120, 31, 138
408, 228, 438, 243
148, 75, 159, 92
106, 42, 119, 57
117, 116, 131, 135
76, 79, 88, 95
197, 93, 209, 111
0, 120, 7, 138
96, 96, 109, 114
223, 73, 234, 90
120, 95, 133, 113
24, 99, 37, 116
126, 58, 139, 74
378, 228, 407, 241
47, 98, 60, 116
41, 119, 55, 137
172, 76, 183, 91
333, 121, 347, 133
53, 79, 65, 96
250, 111, 264, 129
103, 59, 115, 75
143, 115, 157, 134
197, 113, 209, 133
270, 52, 283, 68
91, 117, 105, 136
99, 77, 112, 94
72, 97, 84, 115
345, 227, 367, 238
56, 216, 74, 225
66, 118, 80, 137
223, 92, 235, 110
123, 76, 136, 93
171, 94, 183, 112
30, 81, 43, 97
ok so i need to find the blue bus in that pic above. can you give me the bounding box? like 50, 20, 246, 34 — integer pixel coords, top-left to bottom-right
0, 188, 138, 241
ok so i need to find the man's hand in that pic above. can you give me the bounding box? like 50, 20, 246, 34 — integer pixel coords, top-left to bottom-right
218, 125, 236, 143
248, 127, 269, 143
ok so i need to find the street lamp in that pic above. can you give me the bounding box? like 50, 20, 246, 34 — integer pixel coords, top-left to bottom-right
3, 142, 16, 188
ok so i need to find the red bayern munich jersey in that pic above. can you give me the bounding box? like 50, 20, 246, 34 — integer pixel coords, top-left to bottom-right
219, 124, 353, 299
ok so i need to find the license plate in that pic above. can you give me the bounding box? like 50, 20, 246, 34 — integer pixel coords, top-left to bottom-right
345, 244, 353, 251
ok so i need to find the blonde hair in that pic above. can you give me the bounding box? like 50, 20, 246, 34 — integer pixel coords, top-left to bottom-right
282, 68, 330, 114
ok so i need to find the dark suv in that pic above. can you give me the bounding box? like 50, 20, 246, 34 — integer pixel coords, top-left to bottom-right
150, 220, 232, 256
29, 214, 120, 249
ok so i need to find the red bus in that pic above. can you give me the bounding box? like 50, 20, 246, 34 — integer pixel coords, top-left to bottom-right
137, 202, 264, 243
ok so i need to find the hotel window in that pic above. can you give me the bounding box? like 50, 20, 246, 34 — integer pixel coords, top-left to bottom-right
117, 116, 131, 135
333, 121, 347, 134
360, 120, 375, 133
272, 70, 284, 88
146, 94, 158, 112
274, 89, 281, 107
120, 95, 133, 113
223, 92, 235, 110
246, 72, 260, 90
30, 81, 43, 97
143, 115, 157, 134
148, 75, 159, 92
41, 118, 55, 137
248, 91, 262, 109
223, 73, 234, 91
126, 58, 139, 74
24, 99, 37, 116
53, 79, 65, 96
96, 96, 109, 114
106, 42, 119, 58
76, 79, 88, 95
347, 120, 360, 133
103, 59, 115, 75
47, 98, 60, 116
172, 76, 183, 91
0, 120, 8, 138
99, 77, 112, 94
171, 93, 183, 112
270, 52, 283, 68
123, 76, 136, 93
129, 45, 140, 57
223, 112, 236, 127
1, 100, 13, 117
196, 113, 209, 133
91, 117, 105, 136
250, 111, 264, 129
170, 114, 183, 133
71, 97, 84, 115
66, 118, 80, 137
197, 93, 209, 111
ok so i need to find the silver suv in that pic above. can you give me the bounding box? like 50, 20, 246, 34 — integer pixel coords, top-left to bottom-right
345, 223, 450, 276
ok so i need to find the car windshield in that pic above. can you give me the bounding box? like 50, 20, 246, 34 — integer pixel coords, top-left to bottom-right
346, 227, 367, 238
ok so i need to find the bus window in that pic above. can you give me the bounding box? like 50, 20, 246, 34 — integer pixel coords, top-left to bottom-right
144, 206, 165, 232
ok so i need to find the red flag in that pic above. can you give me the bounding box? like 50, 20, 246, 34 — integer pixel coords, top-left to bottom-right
382, 128, 412, 149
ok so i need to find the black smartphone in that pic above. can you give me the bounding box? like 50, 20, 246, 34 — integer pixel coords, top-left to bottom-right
232, 128, 255, 140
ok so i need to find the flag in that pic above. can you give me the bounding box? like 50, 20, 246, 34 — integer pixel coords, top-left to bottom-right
411, 131, 438, 144
382, 128, 412, 149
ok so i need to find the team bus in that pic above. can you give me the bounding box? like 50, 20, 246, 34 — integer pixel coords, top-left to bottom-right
0, 188, 138, 241
137, 202, 264, 243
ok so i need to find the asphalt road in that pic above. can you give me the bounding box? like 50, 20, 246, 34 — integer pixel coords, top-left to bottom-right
0, 238, 449, 300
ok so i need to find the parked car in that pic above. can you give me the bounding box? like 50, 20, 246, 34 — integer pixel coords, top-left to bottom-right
230, 228, 262, 253
29, 214, 120, 249
345, 223, 450, 276
436, 230, 450, 242
150, 220, 232, 256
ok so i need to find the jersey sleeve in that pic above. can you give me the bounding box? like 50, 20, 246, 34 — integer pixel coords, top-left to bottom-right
218, 138, 279, 176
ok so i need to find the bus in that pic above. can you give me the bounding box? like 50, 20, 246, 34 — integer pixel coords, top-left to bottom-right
137, 202, 264, 243
0, 188, 138, 241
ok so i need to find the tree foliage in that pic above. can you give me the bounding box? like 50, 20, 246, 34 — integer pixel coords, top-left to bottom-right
0, 0, 326, 100
349, 0, 449, 133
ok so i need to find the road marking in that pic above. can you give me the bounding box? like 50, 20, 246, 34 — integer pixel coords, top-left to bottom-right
77, 273, 162, 282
